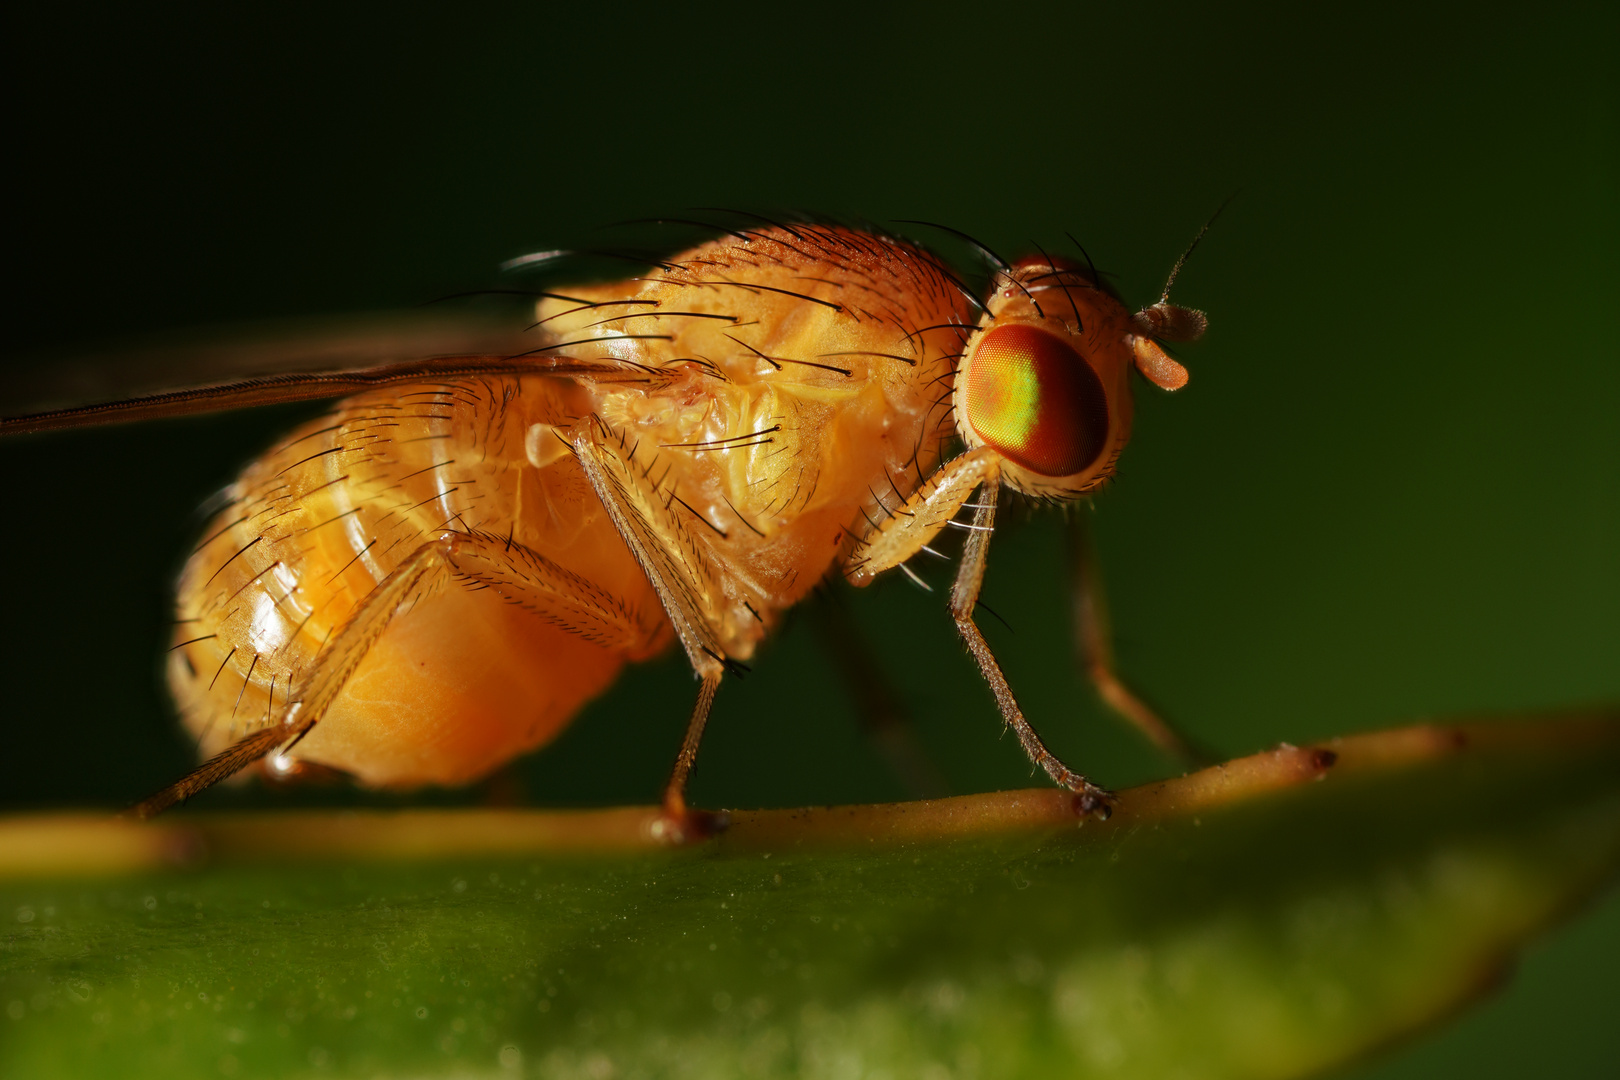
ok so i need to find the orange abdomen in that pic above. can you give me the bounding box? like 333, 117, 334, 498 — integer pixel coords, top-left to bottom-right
271, 583, 631, 787
168, 376, 671, 787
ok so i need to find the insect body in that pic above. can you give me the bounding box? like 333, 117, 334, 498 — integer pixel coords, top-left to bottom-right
5, 223, 1204, 831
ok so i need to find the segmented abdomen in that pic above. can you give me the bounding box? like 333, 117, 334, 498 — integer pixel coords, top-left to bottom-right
167, 376, 666, 787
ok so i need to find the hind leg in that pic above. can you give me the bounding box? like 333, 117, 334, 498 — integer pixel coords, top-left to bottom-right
136, 529, 656, 817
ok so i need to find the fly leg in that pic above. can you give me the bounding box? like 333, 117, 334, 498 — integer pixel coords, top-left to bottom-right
951, 479, 1113, 816
659, 674, 723, 837
570, 419, 736, 841
841, 450, 1110, 815
844, 447, 1000, 588
136, 529, 660, 818
1068, 515, 1210, 766
134, 538, 452, 817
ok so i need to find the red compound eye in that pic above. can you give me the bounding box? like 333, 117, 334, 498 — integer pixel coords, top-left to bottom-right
964, 324, 1109, 477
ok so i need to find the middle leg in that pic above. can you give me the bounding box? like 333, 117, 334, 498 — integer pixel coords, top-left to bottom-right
570, 419, 736, 837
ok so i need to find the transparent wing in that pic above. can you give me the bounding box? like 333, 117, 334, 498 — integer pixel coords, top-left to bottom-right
0, 307, 643, 434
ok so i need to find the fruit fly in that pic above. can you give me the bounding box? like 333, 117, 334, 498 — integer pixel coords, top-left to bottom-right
2, 222, 1207, 837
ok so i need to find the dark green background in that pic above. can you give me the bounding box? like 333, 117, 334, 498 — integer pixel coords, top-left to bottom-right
4, 2, 1615, 1076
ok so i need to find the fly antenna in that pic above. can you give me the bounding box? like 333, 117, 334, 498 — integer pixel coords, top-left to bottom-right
1160, 194, 1234, 303
1130, 197, 1230, 382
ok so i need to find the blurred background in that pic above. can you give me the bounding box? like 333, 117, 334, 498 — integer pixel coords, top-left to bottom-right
4, 2, 1615, 1075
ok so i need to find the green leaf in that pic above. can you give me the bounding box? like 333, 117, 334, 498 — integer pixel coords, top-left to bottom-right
2, 712, 1617, 1079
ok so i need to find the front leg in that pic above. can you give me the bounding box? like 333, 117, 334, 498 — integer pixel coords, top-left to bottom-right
841, 451, 1112, 815
950, 477, 1112, 816
843, 447, 1001, 586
